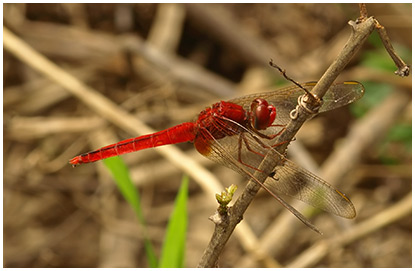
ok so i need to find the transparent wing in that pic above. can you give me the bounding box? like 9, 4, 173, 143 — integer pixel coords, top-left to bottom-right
320, 81, 365, 112
264, 159, 356, 218
229, 81, 365, 127
195, 115, 356, 219
194, 119, 324, 233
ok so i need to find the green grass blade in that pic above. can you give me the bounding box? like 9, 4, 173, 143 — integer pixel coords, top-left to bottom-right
103, 156, 158, 267
159, 175, 189, 268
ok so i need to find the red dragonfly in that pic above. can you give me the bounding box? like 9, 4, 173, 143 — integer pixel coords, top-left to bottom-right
70, 81, 364, 233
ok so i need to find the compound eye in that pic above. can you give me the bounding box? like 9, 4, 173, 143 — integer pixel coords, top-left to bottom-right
251, 99, 276, 130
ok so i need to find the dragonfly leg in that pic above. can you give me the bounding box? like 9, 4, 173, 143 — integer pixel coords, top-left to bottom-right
254, 125, 286, 140
241, 134, 266, 158
270, 123, 285, 128
237, 132, 289, 173
270, 140, 289, 148
253, 125, 291, 149
237, 134, 266, 172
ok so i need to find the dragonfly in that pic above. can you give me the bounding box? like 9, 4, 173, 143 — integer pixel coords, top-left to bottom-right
70, 81, 364, 233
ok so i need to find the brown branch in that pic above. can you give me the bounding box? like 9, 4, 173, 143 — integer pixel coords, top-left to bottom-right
147, 3, 186, 53
358, 3, 368, 21
359, 3, 410, 77
375, 20, 411, 77
198, 16, 378, 268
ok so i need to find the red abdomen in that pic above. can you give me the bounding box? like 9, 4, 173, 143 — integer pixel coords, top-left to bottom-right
70, 122, 196, 165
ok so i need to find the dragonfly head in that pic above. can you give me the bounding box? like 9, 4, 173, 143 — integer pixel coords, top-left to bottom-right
250, 98, 276, 130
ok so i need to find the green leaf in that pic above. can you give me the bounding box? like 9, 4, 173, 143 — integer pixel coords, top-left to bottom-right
367, 31, 384, 48
386, 123, 412, 144
361, 49, 397, 73
103, 156, 158, 267
159, 176, 189, 268
350, 81, 392, 118
378, 123, 412, 164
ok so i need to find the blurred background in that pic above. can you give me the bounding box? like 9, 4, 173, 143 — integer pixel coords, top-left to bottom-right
3, 3, 412, 268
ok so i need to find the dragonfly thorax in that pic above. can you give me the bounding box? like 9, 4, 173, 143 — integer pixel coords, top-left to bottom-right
195, 101, 248, 138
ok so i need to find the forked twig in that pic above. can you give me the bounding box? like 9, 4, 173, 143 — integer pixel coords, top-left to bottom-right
358, 3, 410, 77
375, 20, 410, 77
